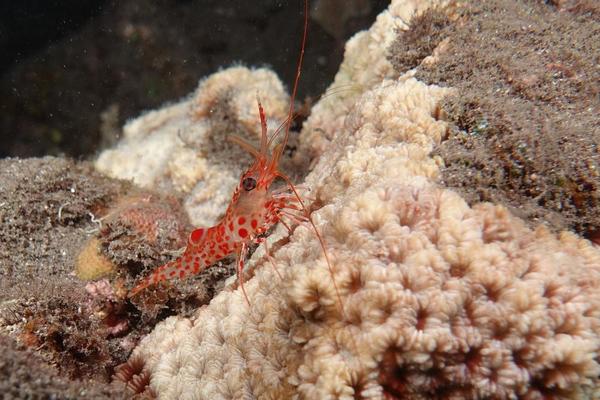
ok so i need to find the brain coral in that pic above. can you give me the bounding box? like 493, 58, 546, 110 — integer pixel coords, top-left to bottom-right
106, 0, 600, 399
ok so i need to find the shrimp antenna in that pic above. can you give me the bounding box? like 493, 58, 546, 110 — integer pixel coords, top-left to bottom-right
273, 0, 309, 162
257, 93, 269, 156
228, 135, 261, 159
273, 0, 345, 316
276, 172, 345, 317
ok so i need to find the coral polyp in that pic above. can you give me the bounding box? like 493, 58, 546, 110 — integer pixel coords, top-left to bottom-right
114, 354, 154, 396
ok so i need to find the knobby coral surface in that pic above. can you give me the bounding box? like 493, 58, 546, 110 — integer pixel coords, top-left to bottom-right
104, 0, 600, 399
129, 75, 600, 399
294, 0, 446, 167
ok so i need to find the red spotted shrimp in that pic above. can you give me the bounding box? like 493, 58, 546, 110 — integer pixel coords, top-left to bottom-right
129, 0, 343, 306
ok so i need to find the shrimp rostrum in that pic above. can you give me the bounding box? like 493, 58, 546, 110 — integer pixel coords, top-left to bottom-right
129, 100, 313, 303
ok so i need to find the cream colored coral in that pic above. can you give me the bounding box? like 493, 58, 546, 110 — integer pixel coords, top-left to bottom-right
123, 0, 600, 399
296, 0, 446, 165
95, 67, 288, 226
131, 69, 600, 398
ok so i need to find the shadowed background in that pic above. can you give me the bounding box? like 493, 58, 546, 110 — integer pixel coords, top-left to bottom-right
0, 0, 387, 158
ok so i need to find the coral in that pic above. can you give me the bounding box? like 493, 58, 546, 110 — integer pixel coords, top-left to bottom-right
95, 67, 289, 227
84, 279, 130, 337
108, 1, 600, 399
0, 157, 140, 397
114, 353, 154, 397
0, 157, 124, 301
106, 194, 188, 247
411, 0, 600, 237
127, 72, 600, 398
16, 295, 113, 380
294, 0, 445, 166
387, 6, 451, 74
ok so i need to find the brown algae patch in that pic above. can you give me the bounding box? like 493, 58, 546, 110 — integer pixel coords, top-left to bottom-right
389, 0, 600, 238
0, 157, 235, 396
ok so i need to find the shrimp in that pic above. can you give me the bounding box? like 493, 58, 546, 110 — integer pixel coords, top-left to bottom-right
130, 99, 309, 302
128, 0, 344, 306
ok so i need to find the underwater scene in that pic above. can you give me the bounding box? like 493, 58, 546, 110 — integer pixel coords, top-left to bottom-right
0, 0, 599, 399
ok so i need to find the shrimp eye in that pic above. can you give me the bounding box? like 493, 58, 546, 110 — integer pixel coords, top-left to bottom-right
242, 177, 257, 191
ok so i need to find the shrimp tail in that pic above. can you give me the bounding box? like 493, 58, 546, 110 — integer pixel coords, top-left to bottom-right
128, 227, 224, 297
128, 253, 200, 297
128, 258, 179, 297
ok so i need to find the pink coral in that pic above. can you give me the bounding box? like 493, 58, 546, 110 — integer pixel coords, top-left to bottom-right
84, 279, 130, 337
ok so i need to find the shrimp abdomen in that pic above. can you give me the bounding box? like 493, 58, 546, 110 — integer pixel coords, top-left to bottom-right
129, 225, 235, 297
129, 257, 190, 297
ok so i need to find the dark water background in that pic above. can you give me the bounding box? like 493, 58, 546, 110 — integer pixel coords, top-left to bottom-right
0, 0, 387, 159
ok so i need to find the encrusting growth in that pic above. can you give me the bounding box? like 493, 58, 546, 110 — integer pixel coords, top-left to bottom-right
75, 238, 116, 281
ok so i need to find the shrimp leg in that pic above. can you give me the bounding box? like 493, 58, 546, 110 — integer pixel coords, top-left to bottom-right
236, 242, 250, 305
260, 237, 282, 280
